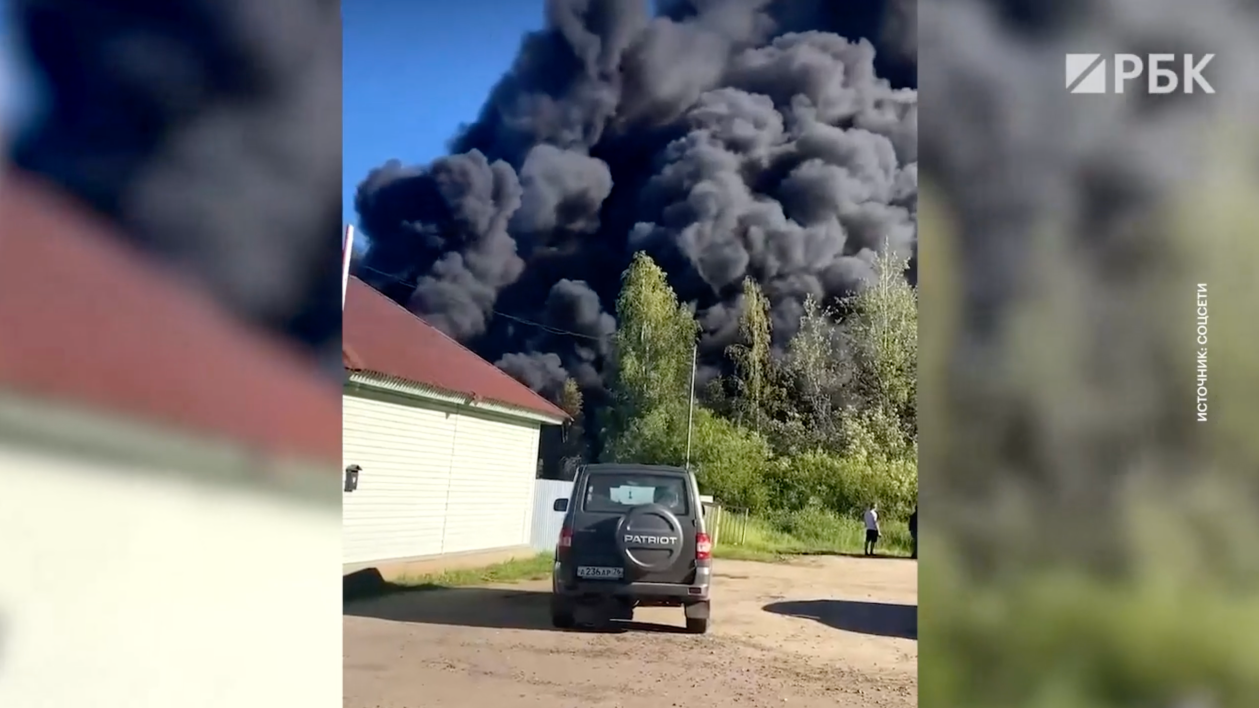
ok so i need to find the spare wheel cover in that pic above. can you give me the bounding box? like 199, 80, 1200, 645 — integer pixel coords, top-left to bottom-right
615, 504, 685, 573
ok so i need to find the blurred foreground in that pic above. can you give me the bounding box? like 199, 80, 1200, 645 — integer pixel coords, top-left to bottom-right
0, 166, 343, 708
0, 1, 342, 705
919, 0, 1259, 706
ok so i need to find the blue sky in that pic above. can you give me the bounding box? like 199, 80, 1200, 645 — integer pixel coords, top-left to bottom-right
0, 9, 41, 130
342, 0, 545, 233
1, 3, 548, 231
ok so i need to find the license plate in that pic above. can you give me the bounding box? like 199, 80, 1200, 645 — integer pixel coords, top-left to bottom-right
576, 566, 624, 579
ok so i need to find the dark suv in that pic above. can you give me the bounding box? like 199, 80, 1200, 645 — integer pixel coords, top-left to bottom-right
550, 463, 712, 633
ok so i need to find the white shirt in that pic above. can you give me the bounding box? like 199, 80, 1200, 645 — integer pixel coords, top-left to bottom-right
864, 508, 879, 531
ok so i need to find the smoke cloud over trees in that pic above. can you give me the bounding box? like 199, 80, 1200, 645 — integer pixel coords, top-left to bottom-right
354, 0, 917, 406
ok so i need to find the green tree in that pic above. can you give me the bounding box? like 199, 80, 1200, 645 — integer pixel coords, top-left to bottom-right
841, 250, 918, 453
557, 378, 587, 479
699, 375, 736, 419
726, 277, 782, 433
602, 252, 699, 453
779, 294, 847, 453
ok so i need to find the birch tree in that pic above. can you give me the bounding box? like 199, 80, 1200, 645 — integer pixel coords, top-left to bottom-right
726, 277, 780, 433
603, 252, 698, 455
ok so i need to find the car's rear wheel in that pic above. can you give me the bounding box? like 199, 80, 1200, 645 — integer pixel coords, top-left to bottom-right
684, 600, 710, 634
550, 597, 575, 629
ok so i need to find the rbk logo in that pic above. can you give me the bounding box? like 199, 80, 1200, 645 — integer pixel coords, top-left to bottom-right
1066, 53, 1215, 94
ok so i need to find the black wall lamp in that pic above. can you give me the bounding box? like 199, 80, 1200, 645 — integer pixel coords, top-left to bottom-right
344, 464, 361, 493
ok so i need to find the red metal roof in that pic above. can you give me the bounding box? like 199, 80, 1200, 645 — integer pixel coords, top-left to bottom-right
0, 170, 341, 464
343, 276, 567, 422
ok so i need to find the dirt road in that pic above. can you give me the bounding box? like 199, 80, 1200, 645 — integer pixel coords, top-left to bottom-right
343, 555, 917, 708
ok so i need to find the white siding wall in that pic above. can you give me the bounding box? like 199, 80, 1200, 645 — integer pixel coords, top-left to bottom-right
342, 393, 456, 564
441, 412, 539, 554
0, 443, 342, 708
342, 390, 542, 565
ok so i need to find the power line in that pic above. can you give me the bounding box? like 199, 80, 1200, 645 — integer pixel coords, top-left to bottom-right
351, 262, 610, 342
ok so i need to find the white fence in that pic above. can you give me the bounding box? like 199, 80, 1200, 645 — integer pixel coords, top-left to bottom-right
528, 481, 722, 551
530, 478, 575, 551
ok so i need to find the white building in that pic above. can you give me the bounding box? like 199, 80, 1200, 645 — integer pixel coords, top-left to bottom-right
342, 277, 567, 577
0, 183, 342, 708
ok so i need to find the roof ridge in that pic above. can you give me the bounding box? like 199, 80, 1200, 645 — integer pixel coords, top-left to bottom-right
346, 275, 568, 420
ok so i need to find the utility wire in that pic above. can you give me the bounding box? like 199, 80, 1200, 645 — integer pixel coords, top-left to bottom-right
351, 262, 610, 342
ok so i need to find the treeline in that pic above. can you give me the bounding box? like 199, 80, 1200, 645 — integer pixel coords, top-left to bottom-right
546, 251, 918, 521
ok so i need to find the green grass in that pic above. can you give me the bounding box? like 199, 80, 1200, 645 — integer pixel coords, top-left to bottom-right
343, 552, 556, 602
346, 508, 911, 602
712, 508, 913, 562
392, 551, 556, 590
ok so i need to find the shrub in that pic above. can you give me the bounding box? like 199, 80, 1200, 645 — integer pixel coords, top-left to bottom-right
761, 448, 917, 519
604, 404, 773, 512
688, 407, 773, 512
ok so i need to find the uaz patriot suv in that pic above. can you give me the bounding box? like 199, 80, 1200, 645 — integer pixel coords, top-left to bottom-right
550, 463, 712, 633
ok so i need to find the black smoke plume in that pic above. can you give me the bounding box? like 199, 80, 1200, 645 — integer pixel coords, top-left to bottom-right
12, 0, 343, 370
356, 0, 917, 406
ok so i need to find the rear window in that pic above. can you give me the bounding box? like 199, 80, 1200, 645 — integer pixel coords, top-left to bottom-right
581, 472, 689, 514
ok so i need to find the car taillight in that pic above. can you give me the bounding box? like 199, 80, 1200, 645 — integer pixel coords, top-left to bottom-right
696, 532, 712, 561
556, 526, 573, 556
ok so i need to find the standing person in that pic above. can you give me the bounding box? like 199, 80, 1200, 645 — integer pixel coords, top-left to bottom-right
909, 506, 918, 559
863, 503, 880, 556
